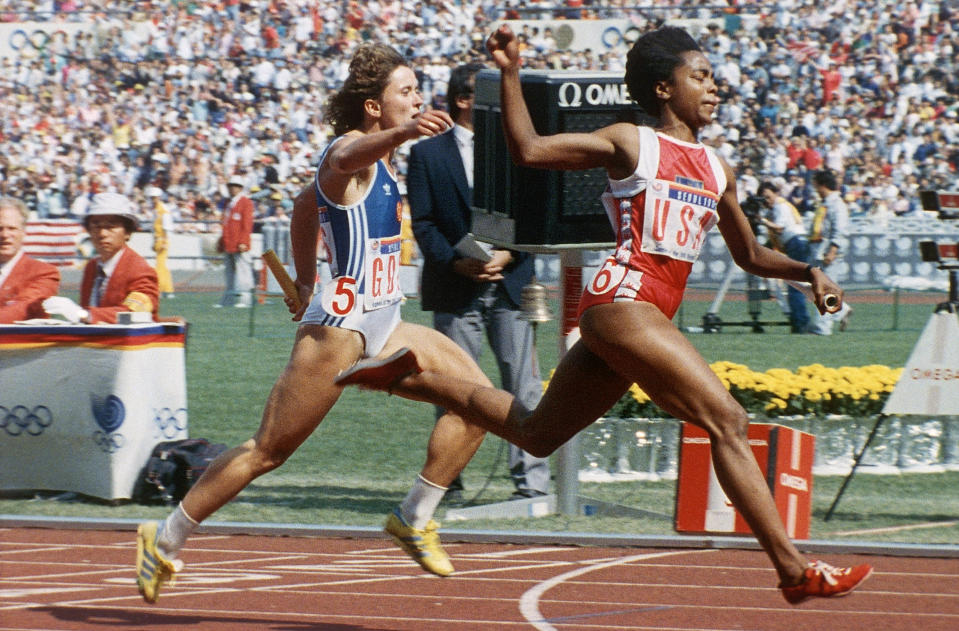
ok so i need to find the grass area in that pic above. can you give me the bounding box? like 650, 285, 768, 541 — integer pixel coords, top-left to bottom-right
3, 287, 956, 547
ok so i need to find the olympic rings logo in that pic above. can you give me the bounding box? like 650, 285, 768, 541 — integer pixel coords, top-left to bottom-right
7, 29, 64, 51
154, 408, 188, 439
600, 25, 642, 49
0, 405, 54, 437
92, 430, 126, 453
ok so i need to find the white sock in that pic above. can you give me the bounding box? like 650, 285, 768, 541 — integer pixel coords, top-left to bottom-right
399, 474, 447, 529
156, 503, 199, 560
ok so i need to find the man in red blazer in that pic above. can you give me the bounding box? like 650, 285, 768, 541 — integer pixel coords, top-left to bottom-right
0, 197, 60, 323
216, 176, 255, 308
43, 192, 159, 324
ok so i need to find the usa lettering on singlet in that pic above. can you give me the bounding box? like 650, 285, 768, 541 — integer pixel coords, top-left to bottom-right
312, 138, 405, 320
591, 126, 726, 294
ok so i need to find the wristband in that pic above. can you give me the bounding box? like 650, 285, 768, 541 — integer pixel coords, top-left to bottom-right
804, 264, 820, 282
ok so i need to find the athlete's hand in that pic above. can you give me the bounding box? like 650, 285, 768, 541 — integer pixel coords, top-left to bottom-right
809, 267, 843, 315
487, 24, 520, 69
409, 108, 454, 140
289, 279, 314, 321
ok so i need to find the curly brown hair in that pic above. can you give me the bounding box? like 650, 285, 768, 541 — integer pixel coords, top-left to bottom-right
324, 44, 409, 136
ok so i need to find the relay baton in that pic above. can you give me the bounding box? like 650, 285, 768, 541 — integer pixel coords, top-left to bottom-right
262, 249, 303, 312
785, 280, 840, 313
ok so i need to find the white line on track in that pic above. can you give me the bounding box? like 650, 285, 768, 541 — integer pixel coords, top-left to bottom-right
0, 546, 74, 557
463, 547, 579, 559
519, 549, 717, 631
828, 520, 958, 536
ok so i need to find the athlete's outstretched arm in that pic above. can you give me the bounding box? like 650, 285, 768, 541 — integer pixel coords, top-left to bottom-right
715, 159, 841, 308
487, 25, 632, 175
326, 110, 454, 176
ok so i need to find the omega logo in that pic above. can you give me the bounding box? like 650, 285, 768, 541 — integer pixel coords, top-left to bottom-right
557, 82, 634, 108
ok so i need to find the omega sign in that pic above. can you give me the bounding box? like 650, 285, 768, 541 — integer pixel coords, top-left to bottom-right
557, 81, 634, 108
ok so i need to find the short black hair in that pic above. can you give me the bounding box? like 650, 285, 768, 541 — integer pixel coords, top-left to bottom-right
758, 181, 779, 194
624, 26, 702, 117
447, 62, 484, 121
813, 169, 838, 190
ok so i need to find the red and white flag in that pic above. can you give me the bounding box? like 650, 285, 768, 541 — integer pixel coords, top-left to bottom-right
786, 40, 820, 63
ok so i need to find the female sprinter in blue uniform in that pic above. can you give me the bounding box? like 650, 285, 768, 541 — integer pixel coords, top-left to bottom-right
136, 43, 497, 603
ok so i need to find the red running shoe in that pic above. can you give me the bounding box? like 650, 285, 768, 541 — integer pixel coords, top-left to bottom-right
780, 561, 873, 604
334, 347, 422, 392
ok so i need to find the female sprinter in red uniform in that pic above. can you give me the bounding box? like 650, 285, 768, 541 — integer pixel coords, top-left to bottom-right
338, 24, 872, 604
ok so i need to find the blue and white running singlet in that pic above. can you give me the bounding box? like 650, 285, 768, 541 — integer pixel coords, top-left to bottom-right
300, 137, 404, 356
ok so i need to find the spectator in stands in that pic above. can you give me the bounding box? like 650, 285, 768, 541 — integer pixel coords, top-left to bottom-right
786, 135, 824, 175
215, 176, 254, 308
0, 0, 956, 233
0, 196, 60, 323
43, 192, 159, 324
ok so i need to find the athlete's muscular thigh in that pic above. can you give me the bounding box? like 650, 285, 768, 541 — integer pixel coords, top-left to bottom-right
385, 321, 494, 387
520, 340, 631, 450
579, 302, 740, 429
253, 325, 364, 455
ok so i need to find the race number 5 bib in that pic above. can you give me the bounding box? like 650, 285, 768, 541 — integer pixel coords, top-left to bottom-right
363, 236, 403, 311
641, 179, 718, 262
321, 275, 358, 316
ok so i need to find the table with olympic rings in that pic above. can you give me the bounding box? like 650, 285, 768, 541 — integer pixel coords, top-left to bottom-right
0, 322, 188, 500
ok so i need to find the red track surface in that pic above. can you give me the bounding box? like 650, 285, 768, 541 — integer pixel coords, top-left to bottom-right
2, 527, 957, 631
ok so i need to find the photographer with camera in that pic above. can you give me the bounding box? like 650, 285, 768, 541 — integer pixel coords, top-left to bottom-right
758, 180, 812, 333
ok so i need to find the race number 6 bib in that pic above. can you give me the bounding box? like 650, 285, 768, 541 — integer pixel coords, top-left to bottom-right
586, 257, 627, 295
641, 179, 719, 262
363, 236, 403, 311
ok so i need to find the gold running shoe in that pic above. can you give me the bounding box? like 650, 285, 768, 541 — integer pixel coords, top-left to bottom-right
384, 508, 454, 577
136, 521, 183, 603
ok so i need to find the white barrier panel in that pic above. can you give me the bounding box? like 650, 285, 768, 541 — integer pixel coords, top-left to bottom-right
0, 322, 188, 500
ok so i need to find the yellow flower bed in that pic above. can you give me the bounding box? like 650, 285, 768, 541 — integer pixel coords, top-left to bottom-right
600, 362, 903, 419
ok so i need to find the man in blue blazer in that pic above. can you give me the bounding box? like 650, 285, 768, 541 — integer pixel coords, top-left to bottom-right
407, 62, 550, 501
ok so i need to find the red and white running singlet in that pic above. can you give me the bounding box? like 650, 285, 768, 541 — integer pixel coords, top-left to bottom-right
579, 126, 727, 320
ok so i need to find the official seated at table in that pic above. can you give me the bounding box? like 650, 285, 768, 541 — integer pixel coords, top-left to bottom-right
0, 196, 60, 323
43, 192, 159, 324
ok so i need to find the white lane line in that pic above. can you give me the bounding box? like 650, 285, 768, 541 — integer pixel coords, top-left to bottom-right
462, 547, 578, 559
828, 520, 958, 536
519, 549, 717, 631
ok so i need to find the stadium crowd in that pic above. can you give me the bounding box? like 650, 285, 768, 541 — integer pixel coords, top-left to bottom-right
0, 0, 957, 234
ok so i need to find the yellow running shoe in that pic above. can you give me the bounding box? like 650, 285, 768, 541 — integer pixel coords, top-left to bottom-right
136, 521, 183, 603
384, 509, 454, 577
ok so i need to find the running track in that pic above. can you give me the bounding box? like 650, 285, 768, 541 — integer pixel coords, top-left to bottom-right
3, 524, 959, 631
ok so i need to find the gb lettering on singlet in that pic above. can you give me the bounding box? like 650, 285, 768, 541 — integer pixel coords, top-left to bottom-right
363, 235, 402, 310
642, 179, 718, 262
